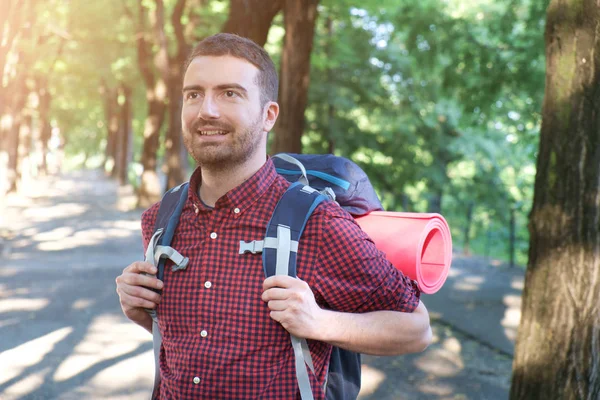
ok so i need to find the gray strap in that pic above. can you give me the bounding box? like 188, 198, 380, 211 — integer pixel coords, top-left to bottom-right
145, 229, 163, 264
144, 228, 189, 399
291, 335, 315, 400
301, 337, 315, 373
154, 245, 189, 271
150, 314, 161, 399
273, 223, 315, 400
239, 238, 299, 254
273, 154, 309, 186
144, 230, 163, 399
275, 225, 292, 276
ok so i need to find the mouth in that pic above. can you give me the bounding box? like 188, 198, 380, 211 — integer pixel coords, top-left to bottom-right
197, 129, 229, 136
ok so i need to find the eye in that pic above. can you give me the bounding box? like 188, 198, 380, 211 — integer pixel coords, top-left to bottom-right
186, 92, 199, 100
225, 90, 238, 98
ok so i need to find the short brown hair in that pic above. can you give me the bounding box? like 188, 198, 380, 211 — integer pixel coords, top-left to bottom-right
183, 33, 278, 105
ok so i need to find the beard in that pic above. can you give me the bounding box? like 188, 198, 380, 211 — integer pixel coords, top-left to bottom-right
183, 111, 264, 171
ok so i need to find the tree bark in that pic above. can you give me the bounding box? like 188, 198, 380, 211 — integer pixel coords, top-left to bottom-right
5, 75, 29, 193
0, 0, 26, 111
510, 1, 600, 399
163, 0, 187, 191
102, 85, 119, 176
116, 83, 133, 186
221, 0, 283, 46
463, 202, 474, 255
18, 113, 33, 181
37, 77, 52, 175
133, 1, 167, 207
270, 0, 320, 154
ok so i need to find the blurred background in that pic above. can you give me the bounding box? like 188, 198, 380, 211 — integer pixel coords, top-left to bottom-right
0, 0, 546, 266
10, 0, 599, 399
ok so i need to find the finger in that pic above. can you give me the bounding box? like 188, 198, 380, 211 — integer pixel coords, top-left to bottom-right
263, 275, 298, 290
119, 272, 163, 291
269, 310, 284, 323
119, 290, 160, 310
261, 287, 290, 302
119, 283, 162, 304
124, 261, 157, 275
266, 299, 288, 311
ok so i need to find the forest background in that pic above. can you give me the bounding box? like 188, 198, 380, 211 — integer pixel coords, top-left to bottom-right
0, 0, 547, 268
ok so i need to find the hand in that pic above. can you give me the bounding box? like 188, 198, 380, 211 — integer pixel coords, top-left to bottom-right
261, 275, 325, 339
115, 261, 164, 331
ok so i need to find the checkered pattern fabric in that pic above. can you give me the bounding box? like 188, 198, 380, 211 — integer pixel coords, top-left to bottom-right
141, 158, 421, 399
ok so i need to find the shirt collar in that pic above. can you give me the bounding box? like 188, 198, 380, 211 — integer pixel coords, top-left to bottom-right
188, 158, 278, 213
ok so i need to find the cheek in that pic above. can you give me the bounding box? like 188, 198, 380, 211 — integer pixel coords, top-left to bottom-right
181, 106, 197, 126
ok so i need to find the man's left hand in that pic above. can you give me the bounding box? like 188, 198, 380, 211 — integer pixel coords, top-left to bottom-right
262, 275, 325, 339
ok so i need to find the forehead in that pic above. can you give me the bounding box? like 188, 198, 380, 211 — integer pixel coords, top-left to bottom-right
183, 55, 260, 89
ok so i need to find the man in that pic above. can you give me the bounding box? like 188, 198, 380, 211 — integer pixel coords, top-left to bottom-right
116, 33, 431, 399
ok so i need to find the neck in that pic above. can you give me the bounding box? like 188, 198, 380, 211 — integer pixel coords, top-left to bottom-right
198, 151, 267, 207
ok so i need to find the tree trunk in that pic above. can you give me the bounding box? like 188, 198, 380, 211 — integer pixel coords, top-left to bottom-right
427, 190, 442, 214
509, 206, 516, 267
163, 0, 187, 190
6, 78, 29, 193
0, 0, 26, 111
106, 88, 120, 178
510, 1, 600, 399
221, 0, 282, 46
165, 81, 186, 190
18, 113, 33, 182
107, 88, 119, 176
134, 1, 167, 207
138, 97, 166, 208
463, 201, 474, 255
117, 83, 132, 186
38, 78, 52, 175
270, 0, 320, 154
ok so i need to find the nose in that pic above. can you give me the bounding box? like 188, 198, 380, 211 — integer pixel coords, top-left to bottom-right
198, 95, 220, 120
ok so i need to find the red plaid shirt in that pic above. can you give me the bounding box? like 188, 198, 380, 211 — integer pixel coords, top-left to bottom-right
141, 158, 420, 399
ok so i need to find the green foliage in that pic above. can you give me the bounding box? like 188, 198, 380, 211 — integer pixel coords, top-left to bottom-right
29, 0, 547, 265
305, 0, 547, 265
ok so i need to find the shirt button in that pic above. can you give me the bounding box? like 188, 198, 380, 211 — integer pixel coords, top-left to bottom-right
193, 376, 200, 384
204, 281, 212, 289
234, 207, 240, 214
210, 232, 217, 239
201, 330, 208, 338
193, 204, 199, 214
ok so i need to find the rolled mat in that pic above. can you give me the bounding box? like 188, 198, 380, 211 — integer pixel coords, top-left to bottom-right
354, 212, 452, 294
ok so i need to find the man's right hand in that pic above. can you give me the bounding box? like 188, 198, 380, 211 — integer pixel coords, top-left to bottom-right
115, 261, 164, 333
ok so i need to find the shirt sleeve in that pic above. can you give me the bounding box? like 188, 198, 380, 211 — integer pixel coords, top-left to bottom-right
311, 204, 421, 314
141, 202, 160, 254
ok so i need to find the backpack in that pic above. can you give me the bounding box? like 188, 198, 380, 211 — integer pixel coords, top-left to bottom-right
146, 153, 384, 400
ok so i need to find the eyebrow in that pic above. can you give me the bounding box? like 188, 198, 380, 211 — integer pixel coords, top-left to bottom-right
182, 83, 249, 94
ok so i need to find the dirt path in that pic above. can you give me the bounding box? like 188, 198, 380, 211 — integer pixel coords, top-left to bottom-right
0, 170, 514, 400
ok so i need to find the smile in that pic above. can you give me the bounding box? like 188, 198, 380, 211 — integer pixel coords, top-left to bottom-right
198, 130, 228, 136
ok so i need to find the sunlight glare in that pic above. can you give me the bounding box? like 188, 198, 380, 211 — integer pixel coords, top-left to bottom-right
0, 297, 49, 313
358, 364, 387, 397
53, 314, 151, 382
0, 327, 73, 385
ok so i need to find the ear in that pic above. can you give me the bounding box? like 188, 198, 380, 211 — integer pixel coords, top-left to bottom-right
262, 101, 279, 132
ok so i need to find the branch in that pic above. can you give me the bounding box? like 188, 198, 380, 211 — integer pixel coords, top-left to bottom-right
152, 0, 171, 80
172, 0, 188, 62
135, 1, 157, 90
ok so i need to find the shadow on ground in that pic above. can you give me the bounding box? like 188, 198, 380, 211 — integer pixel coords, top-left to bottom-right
1, 170, 518, 400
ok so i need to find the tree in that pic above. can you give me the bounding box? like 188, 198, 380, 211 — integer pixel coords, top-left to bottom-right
270, 0, 320, 154
130, 0, 170, 207
222, 0, 282, 46
510, 1, 600, 399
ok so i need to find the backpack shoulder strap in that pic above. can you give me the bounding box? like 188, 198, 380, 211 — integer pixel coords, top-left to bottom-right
152, 182, 190, 280
263, 181, 328, 400
147, 181, 189, 400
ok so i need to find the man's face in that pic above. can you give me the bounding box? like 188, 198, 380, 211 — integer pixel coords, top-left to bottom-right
181, 55, 275, 169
